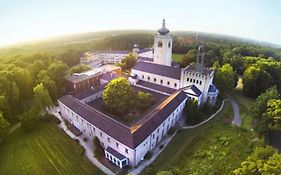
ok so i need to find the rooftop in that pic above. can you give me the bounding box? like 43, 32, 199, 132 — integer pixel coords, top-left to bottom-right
133, 61, 182, 80
58, 89, 187, 149
184, 63, 213, 75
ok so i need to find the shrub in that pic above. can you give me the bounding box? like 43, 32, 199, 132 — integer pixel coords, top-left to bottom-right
93, 137, 104, 159
77, 144, 85, 155
144, 151, 153, 160
167, 128, 176, 135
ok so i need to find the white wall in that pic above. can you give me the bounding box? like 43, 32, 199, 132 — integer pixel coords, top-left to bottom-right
58, 94, 187, 167
153, 34, 172, 66
131, 69, 180, 89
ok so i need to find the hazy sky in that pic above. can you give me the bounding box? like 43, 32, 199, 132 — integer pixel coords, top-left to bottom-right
1, 0, 281, 46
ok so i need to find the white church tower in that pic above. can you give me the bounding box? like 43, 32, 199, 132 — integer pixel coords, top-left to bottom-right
153, 19, 172, 67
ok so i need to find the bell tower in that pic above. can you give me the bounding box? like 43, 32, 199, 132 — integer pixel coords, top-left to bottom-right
195, 45, 205, 72
153, 19, 172, 67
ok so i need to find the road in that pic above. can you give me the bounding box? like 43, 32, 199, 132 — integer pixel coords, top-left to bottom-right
229, 96, 241, 126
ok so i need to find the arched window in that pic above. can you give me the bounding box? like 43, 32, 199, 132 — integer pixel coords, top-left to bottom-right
187, 78, 189, 82
167, 81, 170, 85
142, 75, 144, 79
154, 78, 157, 82
148, 76, 150, 80
200, 81, 202, 85
160, 80, 163, 84
196, 80, 199, 84
174, 83, 177, 87
168, 42, 171, 48
158, 41, 163, 47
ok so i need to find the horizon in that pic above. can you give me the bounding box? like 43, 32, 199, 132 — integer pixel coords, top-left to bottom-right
1, 0, 281, 47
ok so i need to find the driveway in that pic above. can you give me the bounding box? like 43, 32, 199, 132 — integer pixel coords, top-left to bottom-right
229, 97, 241, 126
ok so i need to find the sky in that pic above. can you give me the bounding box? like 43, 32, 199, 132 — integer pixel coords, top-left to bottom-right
0, 0, 281, 46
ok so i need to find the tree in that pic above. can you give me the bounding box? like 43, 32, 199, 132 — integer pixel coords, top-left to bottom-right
69, 64, 91, 75
137, 91, 154, 112
0, 112, 10, 141
180, 49, 197, 67
263, 99, 281, 131
214, 64, 234, 97
243, 66, 273, 97
252, 86, 280, 118
102, 77, 135, 115
157, 170, 173, 175
20, 108, 39, 130
33, 83, 53, 112
184, 99, 202, 124
120, 53, 137, 70
37, 70, 58, 100
233, 146, 281, 175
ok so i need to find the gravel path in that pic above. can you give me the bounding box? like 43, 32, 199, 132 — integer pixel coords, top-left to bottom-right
229, 97, 241, 126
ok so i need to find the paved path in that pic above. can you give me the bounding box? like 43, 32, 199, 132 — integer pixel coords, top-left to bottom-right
129, 132, 177, 175
8, 122, 21, 134
229, 97, 241, 126
49, 107, 116, 175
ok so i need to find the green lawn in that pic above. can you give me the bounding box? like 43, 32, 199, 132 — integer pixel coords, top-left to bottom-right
172, 54, 184, 63
0, 119, 104, 175
142, 101, 259, 175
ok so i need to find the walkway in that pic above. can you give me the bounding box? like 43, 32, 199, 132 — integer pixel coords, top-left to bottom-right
48, 107, 116, 175
229, 96, 241, 126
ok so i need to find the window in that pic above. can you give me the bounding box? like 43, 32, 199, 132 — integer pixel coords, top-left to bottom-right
168, 41, 171, 48
116, 142, 119, 148
167, 81, 170, 85
196, 80, 199, 84
148, 76, 150, 80
125, 149, 128, 154
160, 80, 163, 84
142, 75, 144, 79
152, 134, 155, 139
174, 83, 177, 87
108, 137, 110, 142
92, 127, 95, 132
193, 79, 195, 83
190, 78, 192, 82
157, 128, 159, 133
100, 132, 103, 137
154, 78, 156, 82
200, 81, 202, 85
187, 78, 189, 82
158, 41, 163, 47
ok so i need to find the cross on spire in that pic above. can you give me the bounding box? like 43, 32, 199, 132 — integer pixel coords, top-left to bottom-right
162, 19, 166, 28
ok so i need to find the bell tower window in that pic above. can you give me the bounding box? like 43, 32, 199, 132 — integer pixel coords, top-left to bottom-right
158, 41, 163, 47
168, 42, 171, 48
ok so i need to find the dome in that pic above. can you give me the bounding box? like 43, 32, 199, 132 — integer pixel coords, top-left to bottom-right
158, 19, 170, 35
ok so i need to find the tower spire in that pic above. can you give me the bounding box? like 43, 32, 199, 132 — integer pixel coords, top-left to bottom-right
162, 19, 166, 28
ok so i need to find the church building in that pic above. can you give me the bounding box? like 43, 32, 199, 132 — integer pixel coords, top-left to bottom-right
130, 19, 218, 106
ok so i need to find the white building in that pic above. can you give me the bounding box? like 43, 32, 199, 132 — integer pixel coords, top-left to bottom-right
58, 20, 218, 169
130, 19, 218, 106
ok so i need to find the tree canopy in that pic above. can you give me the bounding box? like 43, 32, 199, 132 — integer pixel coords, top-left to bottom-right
102, 77, 135, 115
120, 53, 137, 70
214, 63, 234, 97
233, 146, 281, 175
0, 112, 10, 141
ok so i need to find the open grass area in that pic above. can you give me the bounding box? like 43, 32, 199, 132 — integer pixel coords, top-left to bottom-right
172, 53, 184, 63
0, 119, 104, 175
142, 101, 259, 175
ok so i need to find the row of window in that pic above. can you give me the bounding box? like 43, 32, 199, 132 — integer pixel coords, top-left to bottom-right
186, 77, 202, 85
65, 105, 129, 154
158, 41, 171, 48
184, 71, 205, 78
140, 74, 177, 87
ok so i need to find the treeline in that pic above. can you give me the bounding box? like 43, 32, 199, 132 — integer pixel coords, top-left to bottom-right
0, 53, 69, 138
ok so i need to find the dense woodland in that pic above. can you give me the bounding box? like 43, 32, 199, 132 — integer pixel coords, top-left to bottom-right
0, 31, 281, 174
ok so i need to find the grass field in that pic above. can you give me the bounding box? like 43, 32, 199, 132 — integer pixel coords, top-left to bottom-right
0, 119, 104, 175
142, 101, 259, 175
172, 53, 184, 63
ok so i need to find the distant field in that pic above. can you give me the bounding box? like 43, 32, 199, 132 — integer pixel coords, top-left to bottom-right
142, 102, 259, 175
0, 120, 104, 175
172, 53, 184, 62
